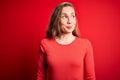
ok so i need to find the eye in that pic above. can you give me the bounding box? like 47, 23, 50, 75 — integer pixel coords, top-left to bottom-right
61, 15, 68, 19
72, 15, 75, 18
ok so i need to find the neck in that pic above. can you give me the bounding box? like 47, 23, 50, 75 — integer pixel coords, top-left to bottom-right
55, 33, 76, 45
59, 33, 74, 40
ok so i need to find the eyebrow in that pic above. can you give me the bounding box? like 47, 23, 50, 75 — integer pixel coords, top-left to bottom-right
61, 12, 75, 15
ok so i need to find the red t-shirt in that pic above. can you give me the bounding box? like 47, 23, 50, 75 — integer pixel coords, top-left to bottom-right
37, 37, 96, 80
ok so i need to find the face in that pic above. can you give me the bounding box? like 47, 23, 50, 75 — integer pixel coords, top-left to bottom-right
60, 6, 76, 34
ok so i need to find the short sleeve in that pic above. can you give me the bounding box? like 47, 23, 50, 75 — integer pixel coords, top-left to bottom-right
84, 39, 96, 80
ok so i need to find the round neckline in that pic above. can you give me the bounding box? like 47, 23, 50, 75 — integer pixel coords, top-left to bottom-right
54, 37, 77, 46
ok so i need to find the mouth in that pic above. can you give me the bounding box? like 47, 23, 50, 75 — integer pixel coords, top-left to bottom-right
66, 26, 72, 29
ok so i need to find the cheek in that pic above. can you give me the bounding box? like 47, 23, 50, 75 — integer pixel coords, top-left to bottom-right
60, 19, 67, 25
73, 19, 77, 24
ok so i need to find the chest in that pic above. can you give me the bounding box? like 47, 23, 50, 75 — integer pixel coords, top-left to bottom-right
45, 45, 86, 68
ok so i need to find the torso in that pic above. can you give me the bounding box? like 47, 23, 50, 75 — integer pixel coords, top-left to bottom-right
41, 37, 89, 80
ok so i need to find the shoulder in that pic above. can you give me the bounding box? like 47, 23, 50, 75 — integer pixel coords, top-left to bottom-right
40, 38, 54, 53
76, 37, 91, 44
41, 38, 52, 44
77, 37, 93, 53
76, 37, 92, 47
40, 38, 55, 47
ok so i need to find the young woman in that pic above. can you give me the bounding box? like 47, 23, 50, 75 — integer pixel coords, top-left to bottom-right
37, 2, 96, 80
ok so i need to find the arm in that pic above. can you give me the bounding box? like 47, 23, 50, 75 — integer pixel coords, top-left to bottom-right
37, 43, 47, 80
84, 40, 96, 80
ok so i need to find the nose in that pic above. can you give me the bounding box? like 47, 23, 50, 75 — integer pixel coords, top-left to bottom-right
67, 17, 72, 24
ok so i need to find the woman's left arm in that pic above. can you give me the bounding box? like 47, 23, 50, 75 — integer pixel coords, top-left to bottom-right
84, 40, 96, 80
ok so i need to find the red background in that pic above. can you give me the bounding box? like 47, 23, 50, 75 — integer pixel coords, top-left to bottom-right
0, 0, 120, 80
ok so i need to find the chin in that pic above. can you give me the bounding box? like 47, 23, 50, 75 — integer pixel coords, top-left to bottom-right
65, 30, 74, 33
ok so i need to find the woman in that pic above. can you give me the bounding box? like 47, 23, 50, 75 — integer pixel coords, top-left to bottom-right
37, 2, 96, 80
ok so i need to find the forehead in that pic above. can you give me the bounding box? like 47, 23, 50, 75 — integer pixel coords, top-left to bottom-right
61, 6, 75, 14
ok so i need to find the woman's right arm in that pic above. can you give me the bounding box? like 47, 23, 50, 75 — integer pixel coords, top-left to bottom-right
37, 43, 47, 80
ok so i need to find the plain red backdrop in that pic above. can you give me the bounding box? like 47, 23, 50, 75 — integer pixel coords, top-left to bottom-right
0, 0, 120, 80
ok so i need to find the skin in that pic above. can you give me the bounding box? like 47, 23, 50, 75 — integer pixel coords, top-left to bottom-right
60, 6, 76, 34
56, 6, 77, 45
